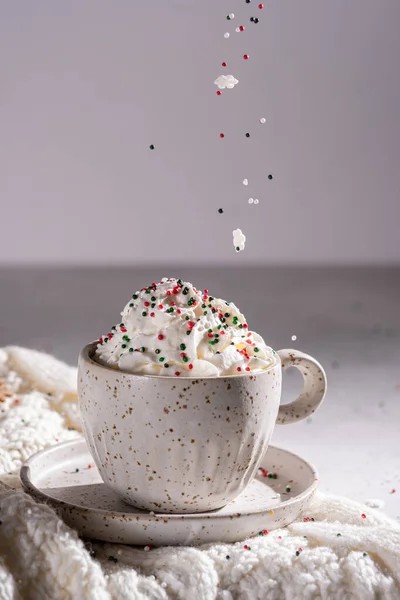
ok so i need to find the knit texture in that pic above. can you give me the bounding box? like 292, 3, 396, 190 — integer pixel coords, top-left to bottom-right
0, 346, 399, 600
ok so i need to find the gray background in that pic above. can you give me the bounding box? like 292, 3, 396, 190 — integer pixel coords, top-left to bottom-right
1, 0, 400, 264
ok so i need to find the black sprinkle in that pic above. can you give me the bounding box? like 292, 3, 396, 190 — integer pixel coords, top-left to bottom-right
218, 208, 224, 214
245, 133, 250, 138
268, 174, 273, 180
295, 551, 300, 556
337, 533, 341, 537
363, 552, 367, 557
226, 555, 230, 559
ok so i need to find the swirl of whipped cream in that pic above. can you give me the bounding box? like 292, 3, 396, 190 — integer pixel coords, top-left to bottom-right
94, 278, 276, 377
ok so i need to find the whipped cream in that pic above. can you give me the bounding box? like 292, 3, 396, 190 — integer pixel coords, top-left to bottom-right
94, 278, 275, 377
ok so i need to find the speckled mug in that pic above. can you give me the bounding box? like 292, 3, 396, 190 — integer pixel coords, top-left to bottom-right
78, 344, 327, 513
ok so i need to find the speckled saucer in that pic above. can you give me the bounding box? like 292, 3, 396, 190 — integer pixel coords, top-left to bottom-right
20, 439, 318, 546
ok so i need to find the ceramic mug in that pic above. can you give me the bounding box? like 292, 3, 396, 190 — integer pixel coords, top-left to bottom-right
78, 343, 327, 513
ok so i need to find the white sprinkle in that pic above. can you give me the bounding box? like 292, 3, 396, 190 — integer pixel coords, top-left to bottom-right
365, 498, 385, 509
235, 27, 240, 32
229, 13, 235, 19
117, 549, 122, 555
260, 117, 266, 124
214, 74, 239, 90
233, 228, 246, 252
149, 511, 155, 516
161, 582, 167, 588
291, 335, 297, 341
248, 198, 254, 204
27, 508, 32, 515
254, 198, 259, 204
224, 32, 230, 39
243, 178, 248, 186
144, 545, 151, 552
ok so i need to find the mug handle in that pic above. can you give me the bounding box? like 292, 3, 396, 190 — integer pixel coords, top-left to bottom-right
276, 349, 327, 425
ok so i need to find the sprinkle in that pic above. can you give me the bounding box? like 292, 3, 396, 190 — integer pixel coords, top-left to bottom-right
245, 132, 250, 137
226, 13, 235, 20
269, 510, 275, 515
243, 544, 251, 550
268, 174, 273, 180
243, 54, 249, 60
149, 144, 155, 150
337, 533, 342, 536
363, 552, 368, 557
216, 90, 222, 96
75, 468, 79, 473
258, 3, 263, 7
164, 363, 170, 368
159, 357, 165, 362
286, 486, 291, 492
175, 372, 180, 377
391, 489, 397, 494
180, 343, 186, 351
144, 546, 152, 552
254, 199, 259, 204
158, 304, 164, 309
88, 464, 93, 469
108, 555, 118, 563
144, 301, 150, 307
129, 348, 134, 353
218, 208, 224, 214
132, 294, 138, 299
226, 555, 230, 559
142, 312, 147, 317
158, 334, 164, 340
243, 178, 248, 185
248, 198, 254, 204
250, 17, 259, 23
260, 117, 266, 124
295, 551, 300, 557
224, 32, 230, 38
220, 133, 225, 138
236, 26, 245, 32
189, 364, 193, 369
291, 335, 297, 341
361, 513, 366, 519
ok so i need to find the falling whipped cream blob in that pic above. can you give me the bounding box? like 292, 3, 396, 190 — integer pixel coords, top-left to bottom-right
233, 229, 246, 252
214, 74, 239, 90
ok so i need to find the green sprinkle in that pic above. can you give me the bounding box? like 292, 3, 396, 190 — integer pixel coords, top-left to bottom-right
155, 349, 161, 354
180, 343, 186, 351
75, 468, 79, 473
254, 347, 259, 352
182, 356, 189, 363
208, 329, 212, 333
129, 303, 133, 307
286, 486, 291, 492
209, 296, 214, 301
217, 325, 222, 330
203, 311, 208, 315
159, 357, 165, 362
145, 290, 151, 294
273, 350, 276, 354
202, 304, 206, 308
182, 287, 189, 295
239, 324, 243, 329
120, 323, 124, 327
129, 348, 134, 353
151, 296, 156, 301
209, 341, 215, 345
108, 555, 118, 563
132, 294, 138, 299
337, 533, 341, 537
186, 330, 191, 335
140, 347, 146, 353
185, 316, 190, 321
142, 312, 147, 317
121, 344, 127, 349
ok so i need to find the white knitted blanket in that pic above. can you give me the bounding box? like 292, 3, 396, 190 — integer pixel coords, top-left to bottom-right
0, 347, 399, 600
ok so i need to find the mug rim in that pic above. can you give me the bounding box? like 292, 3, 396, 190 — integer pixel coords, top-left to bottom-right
80, 342, 281, 381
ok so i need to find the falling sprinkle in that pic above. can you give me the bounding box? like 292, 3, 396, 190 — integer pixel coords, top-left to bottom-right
222, 62, 227, 67
233, 229, 246, 252
254, 198, 259, 204
260, 117, 266, 124
216, 90, 222, 96
243, 54, 249, 60
224, 32, 230, 38
219, 133, 225, 138
226, 13, 235, 20
258, 3, 264, 8
149, 144, 155, 150
248, 198, 254, 204
291, 335, 297, 341
218, 208, 224, 214
250, 17, 259, 23
243, 178, 248, 185
268, 174, 273, 180
214, 74, 239, 90
245, 132, 250, 137
75, 468, 79, 473
235, 26, 245, 32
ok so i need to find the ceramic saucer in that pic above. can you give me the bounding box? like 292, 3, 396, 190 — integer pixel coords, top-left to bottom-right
20, 439, 318, 546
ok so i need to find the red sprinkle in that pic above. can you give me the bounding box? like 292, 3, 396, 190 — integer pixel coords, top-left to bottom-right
239, 25, 245, 31
108, 333, 113, 339
88, 464, 93, 469
15, 399, 20, 404
361, 513, 366, 519
150, 312, 155, 317
180, 352, 186, 358
278, 536, 282, 540
177, 309, 181, 314
151, 283, 156, 287
189, 364, 193, 370
258, 3, 264, 8
158, 304, 164, 309
243, 545, 249, 550
99, 338, 103, 344
120, 327, 127, 333
221, 331, 225, 335
166, 290, 172, 296
144, 301, 150, 307
220, 133, 225, 138
298, 547, 303, 552
203, 289, 208, 294
237, 367, 242, 372
391, 489, 397, 494
208, 333, 214, 338
175, 372, 180, 377
216, 90, 222, 96
158, 334, 164, 340
245, 367, 251, 371
171, 302, 176, 306
243, 54, 249, 60
221, 63, 227, 67
263, 530, 268, 535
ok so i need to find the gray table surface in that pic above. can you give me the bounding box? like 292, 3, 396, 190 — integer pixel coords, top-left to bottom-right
1, 266, 399, 518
